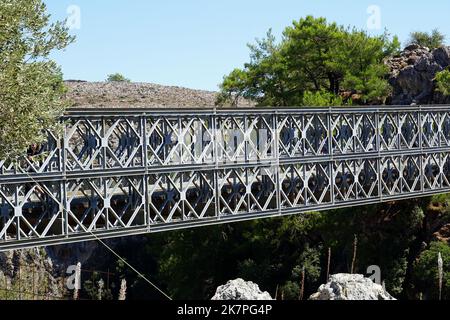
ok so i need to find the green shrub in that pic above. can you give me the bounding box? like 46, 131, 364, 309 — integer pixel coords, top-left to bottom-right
407, 29, 446, 49
436, 69, 450, 96
412, 241, 450, 300
106, 73, 131, 82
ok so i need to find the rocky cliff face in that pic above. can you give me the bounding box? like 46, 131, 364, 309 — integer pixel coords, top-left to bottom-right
211, 279, 273, 300
386, 44, 450, 105
0, 239, 127, 300
0, 249, 62, 299
309, 274, 395, 300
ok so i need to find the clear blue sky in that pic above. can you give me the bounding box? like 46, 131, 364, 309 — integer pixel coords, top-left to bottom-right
45, 0, 450, 91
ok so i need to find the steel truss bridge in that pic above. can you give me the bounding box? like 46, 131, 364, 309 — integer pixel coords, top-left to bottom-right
1, 106, 450, 250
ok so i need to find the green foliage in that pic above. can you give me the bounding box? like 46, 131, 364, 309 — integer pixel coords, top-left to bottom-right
408, 29, 446, 49
297, 245, 322, 283
139, 201, 427, 300
384, 35, 402, 56
149, 214, 328, 300
315, 203, 424, 296
280, 281, 300, 300
0, 0, 74, 160
278, 245, 322, 300
157, 225, 236, 299
78, 197, 442, 300
412, 241, 450, 299
436, 69, 450, 96
106, 73, 131, 82
82, 272, 113, 300
302, 90, 345, 107
342, 64, 391, 104
217, 16, 399, 106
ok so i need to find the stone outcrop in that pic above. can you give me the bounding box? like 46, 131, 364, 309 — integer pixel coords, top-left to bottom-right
0, 249, 62, 300
211, 279, 273, 300
386, 44, 450, 105
433, 223, 450, 242
309, 274, 395, 300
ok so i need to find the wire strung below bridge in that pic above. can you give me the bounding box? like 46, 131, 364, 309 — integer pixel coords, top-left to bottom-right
1, 105, 450, 250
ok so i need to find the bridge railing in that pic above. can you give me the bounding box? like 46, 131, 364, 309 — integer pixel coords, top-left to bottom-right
0, 106, 449, 176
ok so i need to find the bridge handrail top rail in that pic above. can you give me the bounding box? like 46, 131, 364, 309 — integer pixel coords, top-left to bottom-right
64, 104, 450, 116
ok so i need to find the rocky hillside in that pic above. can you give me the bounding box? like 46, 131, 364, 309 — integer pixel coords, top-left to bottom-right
64, 81, 254, 108
386, 44, 450, 105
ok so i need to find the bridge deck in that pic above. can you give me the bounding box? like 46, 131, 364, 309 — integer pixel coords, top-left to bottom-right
1, 105, 450, 250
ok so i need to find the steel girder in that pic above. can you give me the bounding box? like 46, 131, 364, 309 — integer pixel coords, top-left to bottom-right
1, 106, 450, 250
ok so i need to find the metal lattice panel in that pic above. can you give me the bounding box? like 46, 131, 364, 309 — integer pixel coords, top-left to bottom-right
218, 166, 277, 216
2, 106, 450, 250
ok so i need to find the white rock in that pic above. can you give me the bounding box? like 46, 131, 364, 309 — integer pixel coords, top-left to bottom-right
211, 278, 273, 300
309, 274, 396, 300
